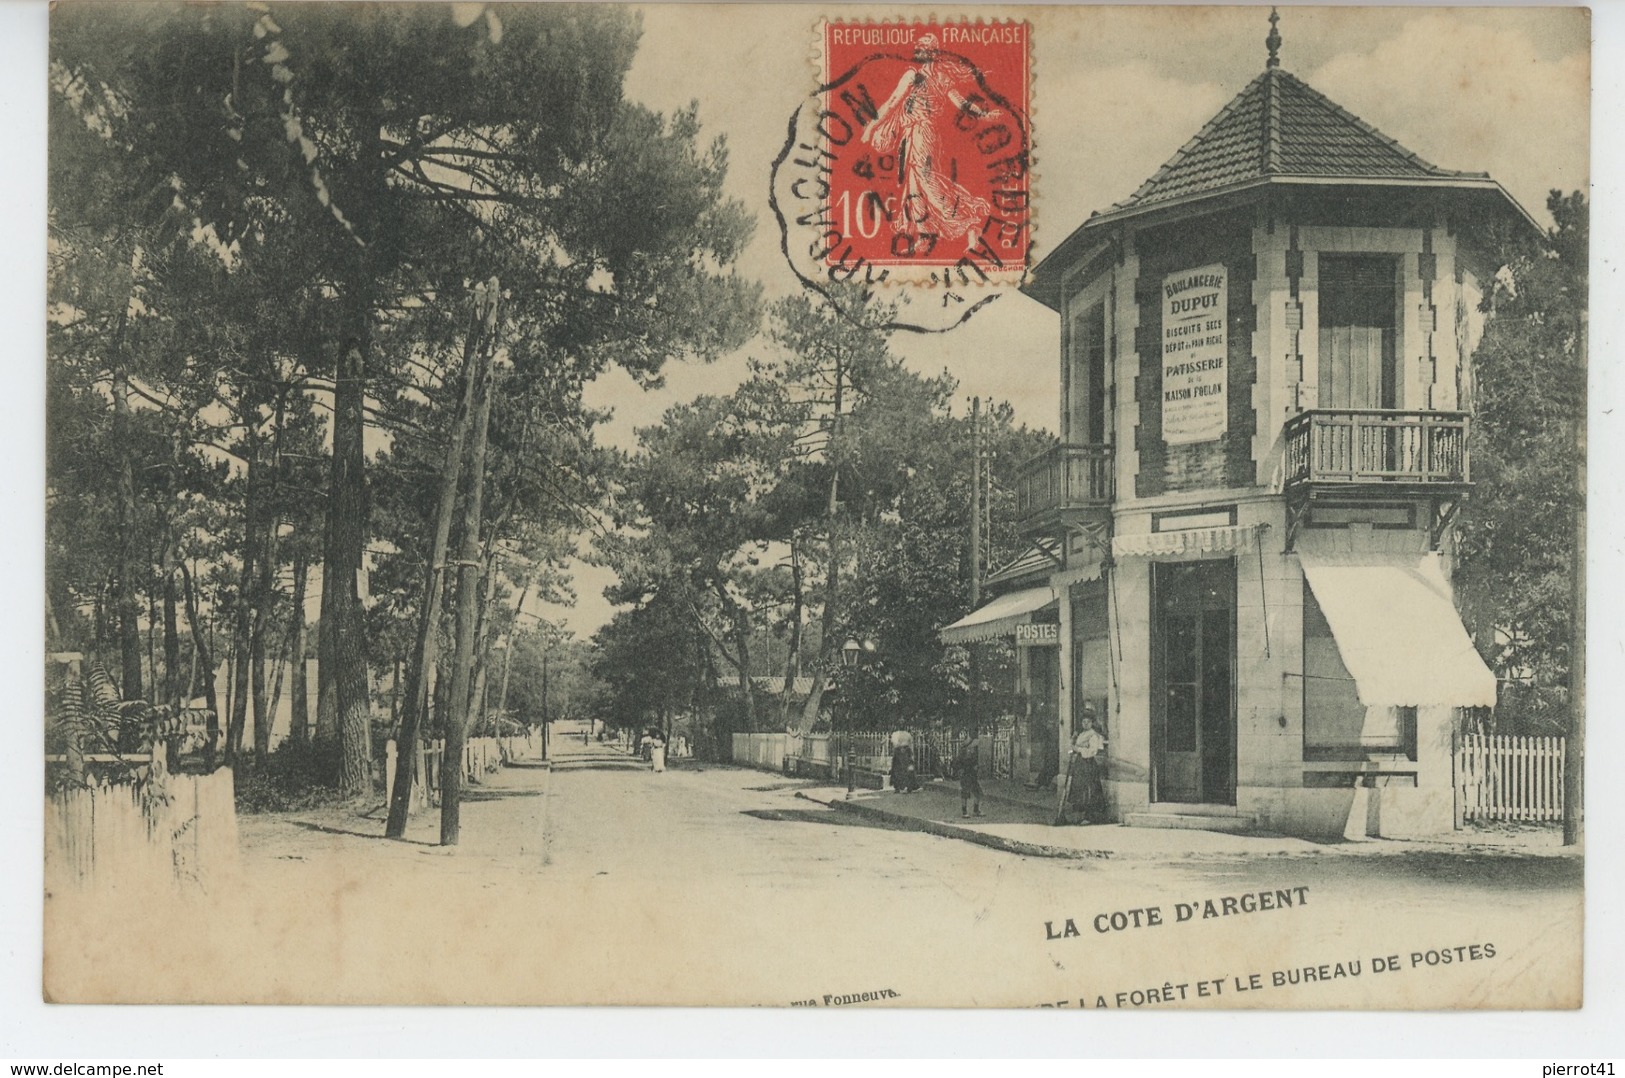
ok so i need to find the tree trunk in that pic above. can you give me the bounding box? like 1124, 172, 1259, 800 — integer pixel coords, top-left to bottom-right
250, 457, 279, 762
441, 312, 498, 846
146, 583, 159, 704
267, 631, 289, 747
493, 579, 529, 733
1565, 414, 1585, 845
386, 657, 399, 735
778, 537, 804, 732
324, 329, 373, 797
162, 538, 181, 712
289, 549, 310, 745
251, 619, 271, 761
730, 604, 755, 730
799, 357, 846, 735
227, 454, 264, 765
180, 560, 221, 769
315, 605, 337, 744
495, 636, 517, 733
385, 287, 492, 838
466, 547, 503, 731
473, 666, 490, 738
227, 650, 249, 761
110, 346, 144, 704
227, 574, 254, 761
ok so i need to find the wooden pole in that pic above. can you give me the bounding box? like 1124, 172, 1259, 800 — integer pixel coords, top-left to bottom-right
797, 344, 846, 735
441, 281, 501, 847
970, 396, 982, 610
386, 282, 494, 839
966, 397, 982, 739
495, 637, 515, 733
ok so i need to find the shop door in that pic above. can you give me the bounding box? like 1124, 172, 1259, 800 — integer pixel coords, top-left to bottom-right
1027, 645, 1060, 783
1151, 560, 1236, 804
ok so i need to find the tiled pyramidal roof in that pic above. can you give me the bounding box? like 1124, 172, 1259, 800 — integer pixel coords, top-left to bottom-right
1116, 67, 1488, 211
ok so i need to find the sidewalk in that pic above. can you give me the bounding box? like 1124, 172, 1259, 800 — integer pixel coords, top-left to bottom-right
794, 777, 1580, 861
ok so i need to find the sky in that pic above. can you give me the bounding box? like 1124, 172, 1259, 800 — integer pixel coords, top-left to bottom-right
532, 3, 1591, 638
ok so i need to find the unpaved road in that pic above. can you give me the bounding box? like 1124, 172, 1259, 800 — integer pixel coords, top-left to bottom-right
44, 728, 1583, 1008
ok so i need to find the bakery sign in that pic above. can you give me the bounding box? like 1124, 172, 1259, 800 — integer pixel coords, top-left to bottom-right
1015, 622, 1060, 647
1161, 264, 1228, 445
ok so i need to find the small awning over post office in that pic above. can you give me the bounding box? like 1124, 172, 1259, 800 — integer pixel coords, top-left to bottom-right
938, 585, 1059, 646
1298, 551, 1497, 708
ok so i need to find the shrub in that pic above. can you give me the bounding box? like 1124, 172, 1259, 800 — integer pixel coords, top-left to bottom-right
233, 739, 348, 814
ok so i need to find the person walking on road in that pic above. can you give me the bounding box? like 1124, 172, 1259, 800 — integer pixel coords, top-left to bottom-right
648, 729, 667, 773
955, 729, 991, 817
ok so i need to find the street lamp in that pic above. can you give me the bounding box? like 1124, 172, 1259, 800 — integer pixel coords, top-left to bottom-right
841, 640, 860, 797
840, 639, 876, 798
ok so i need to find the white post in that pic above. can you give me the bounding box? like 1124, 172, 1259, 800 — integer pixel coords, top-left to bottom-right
385, 739, 397, 805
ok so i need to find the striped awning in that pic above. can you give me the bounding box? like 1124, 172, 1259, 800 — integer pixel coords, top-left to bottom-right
1112, 524, 1264, 558
938, 585, 1058, 646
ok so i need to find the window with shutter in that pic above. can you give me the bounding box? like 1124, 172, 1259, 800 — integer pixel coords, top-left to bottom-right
1318, 255, 1400, 410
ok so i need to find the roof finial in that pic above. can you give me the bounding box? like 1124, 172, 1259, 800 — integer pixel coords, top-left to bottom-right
1266, 7, 1282, 68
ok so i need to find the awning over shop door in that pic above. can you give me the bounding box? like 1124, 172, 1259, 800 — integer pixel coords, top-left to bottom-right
938, 585, 1058, 646
1112, 524, 1265, 558
1298, 551, 1497, 709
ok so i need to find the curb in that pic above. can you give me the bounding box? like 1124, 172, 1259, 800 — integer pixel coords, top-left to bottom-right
796, 790, 1111, 860
791, 791, 1578, 863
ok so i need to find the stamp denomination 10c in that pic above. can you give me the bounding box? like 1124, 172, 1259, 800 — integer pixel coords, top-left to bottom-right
822, 21, 1031, 281
771, 19, 1032, 332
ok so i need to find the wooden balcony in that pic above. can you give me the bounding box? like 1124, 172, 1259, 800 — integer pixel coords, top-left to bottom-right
1283, 410, 1470, 494
1015, 443, 1113, 533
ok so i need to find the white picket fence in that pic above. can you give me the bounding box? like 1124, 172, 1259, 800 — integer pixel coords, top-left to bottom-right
1456, 733, 1566, 822
384, 734, 535, 814
731, 732, 788, 770
45, 768, 240, 894
735, 727, 1020, 780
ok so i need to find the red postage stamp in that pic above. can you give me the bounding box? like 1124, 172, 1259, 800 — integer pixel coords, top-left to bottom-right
821, 21, 1031, 282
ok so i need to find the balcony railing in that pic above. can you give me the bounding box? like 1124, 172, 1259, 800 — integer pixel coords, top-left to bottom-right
1283, 410, 1469, 490
1016, 443, 1113, 522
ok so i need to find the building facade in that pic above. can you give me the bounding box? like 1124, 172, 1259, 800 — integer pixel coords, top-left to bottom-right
941, 39, 1531, 840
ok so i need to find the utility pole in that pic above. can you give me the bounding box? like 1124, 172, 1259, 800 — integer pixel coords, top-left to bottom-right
970, 396, 982, 609
386, 281, 496, 839
494, 581, 527, 738
967, 397, 983, 739
440, 280, 501, 847
540, 644, 550, 761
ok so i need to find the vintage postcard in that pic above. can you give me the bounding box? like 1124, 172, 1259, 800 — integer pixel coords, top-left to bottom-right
41, 3, 1588, 1010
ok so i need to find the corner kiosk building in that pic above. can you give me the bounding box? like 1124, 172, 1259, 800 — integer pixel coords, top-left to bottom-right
940, 15, 1536, 839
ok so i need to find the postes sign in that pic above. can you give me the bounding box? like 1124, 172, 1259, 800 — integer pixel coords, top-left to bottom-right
1015, 622, 1060, 647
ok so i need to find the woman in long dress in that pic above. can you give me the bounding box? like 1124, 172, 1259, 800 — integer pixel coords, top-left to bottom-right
1061, 714, 1108, 825
889, 730, 919, 793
